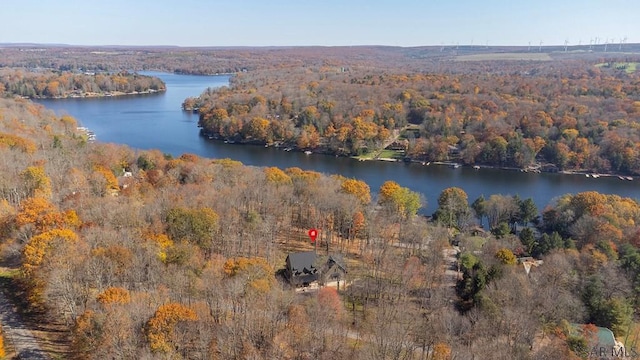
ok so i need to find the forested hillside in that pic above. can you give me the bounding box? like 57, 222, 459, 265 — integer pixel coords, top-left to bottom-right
191, 59, 640, 174
1, 96, 640, 359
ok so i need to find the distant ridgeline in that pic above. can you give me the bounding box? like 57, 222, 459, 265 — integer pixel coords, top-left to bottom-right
0, 68, 166, 99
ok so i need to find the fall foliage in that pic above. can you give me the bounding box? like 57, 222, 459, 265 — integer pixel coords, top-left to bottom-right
1, 45, 640, 359
96, 287, 131, 306
0, 68, 165, 99
183, 54, 640, 174
146, 303, 197, 353
0, 325, 5, 359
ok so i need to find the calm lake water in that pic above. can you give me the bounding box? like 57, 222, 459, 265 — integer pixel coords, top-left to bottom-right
36, 72, 639, 215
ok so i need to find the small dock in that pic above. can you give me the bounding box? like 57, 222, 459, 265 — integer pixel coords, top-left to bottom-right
77, 126, 96, 141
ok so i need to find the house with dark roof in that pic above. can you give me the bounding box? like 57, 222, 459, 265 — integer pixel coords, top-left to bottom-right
284, 251, 347, 288
285, 251, 319, 287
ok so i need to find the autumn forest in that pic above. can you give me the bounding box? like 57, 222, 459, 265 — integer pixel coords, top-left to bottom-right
189, 58, 640, 174
0, 45, 639, 359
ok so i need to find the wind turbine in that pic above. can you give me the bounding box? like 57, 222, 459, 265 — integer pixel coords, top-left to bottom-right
618, 36, 627, 51
539, 40, 543, 52
604, 39, 609, 52
564, 39, 569, 52
589, 38, 593, 51
528, 41, 531, 52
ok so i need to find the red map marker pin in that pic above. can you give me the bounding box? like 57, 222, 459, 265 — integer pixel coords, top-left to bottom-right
308, 228, 318, 243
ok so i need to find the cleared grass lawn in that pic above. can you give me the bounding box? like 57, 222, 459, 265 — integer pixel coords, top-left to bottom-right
595, 62, 639, 73
377, 149, 404, 159
353, 152, 376, 160
353, 149, 404, 160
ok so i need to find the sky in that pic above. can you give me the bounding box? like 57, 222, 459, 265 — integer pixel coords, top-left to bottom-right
1, 0, 638, 47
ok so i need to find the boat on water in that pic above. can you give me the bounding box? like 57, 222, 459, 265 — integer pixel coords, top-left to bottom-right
473, 165, 480, 170
450, 163, 461, 169
77, 126, 96, 141
304, 151, 312, 155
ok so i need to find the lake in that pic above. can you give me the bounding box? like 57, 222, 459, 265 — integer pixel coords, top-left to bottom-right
36, 72, 639, 215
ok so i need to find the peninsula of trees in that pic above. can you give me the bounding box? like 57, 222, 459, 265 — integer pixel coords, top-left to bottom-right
0, 68, 166, 99
189, 59, 640, 175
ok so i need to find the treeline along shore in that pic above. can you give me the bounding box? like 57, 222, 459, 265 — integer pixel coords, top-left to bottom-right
0, 68, 166, 99
187, 57, 640, 177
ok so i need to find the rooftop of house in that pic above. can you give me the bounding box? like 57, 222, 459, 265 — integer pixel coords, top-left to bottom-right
325, 254, 347, 272
287, 251, 317, 275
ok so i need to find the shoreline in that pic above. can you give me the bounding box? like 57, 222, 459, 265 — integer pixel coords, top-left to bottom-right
22, 88, 166, 100
356, 157, 636, 180
202, 133, 637, 180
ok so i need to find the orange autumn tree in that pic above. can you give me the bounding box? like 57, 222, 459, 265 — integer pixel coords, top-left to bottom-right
264, 167, 292, 185
495, 248, 517, 265
146, 303, 197, 353
286, 167, 322, 182
21, 165, 52, 199
93, 165, 120, 192
16, 197, 60, 232
21, 228, 79, 306
223, 257, 275, 294
144, 231, 174, 263
0, 324, 5, 358
340, 178, 371, 205
433, 342, 452, 360
96, 287, 131, 306
212, 158, 243, 168
378, 180, 422, 219
22, 228, 78, 276
378, 180, 401, 203
15, 196, 80, 233
0, 132, 36, 153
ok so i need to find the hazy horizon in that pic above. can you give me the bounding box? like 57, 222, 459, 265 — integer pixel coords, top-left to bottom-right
2, 0, 638, 48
